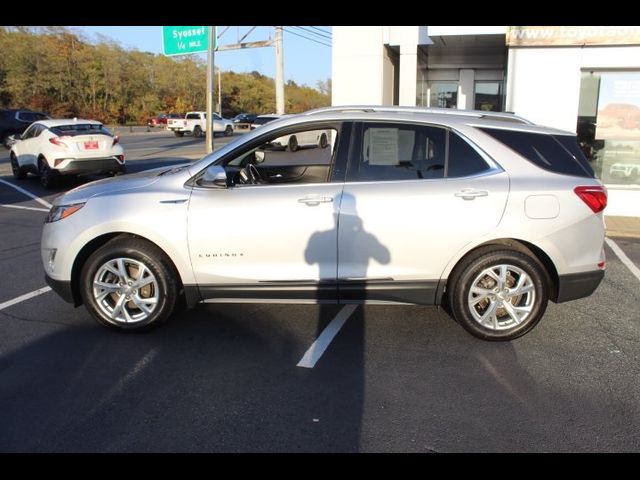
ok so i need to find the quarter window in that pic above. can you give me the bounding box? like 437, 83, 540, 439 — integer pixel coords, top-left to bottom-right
479, 127, 594, 178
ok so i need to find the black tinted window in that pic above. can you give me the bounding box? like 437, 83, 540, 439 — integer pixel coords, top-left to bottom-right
50, 124, 112, 136
479, 127, 594, 178
448, 132, 490, 177
253, 116, 277, 125
351, 123, 446, 181
553, 134, 595, 177
186, 113, 200, 119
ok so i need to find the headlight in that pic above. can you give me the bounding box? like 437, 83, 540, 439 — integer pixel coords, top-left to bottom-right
45, 203, 85, 223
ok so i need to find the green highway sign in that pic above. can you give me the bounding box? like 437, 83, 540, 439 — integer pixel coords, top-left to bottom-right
162, 26, 212, 56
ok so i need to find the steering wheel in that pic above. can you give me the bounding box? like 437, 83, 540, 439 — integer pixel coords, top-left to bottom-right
239, 163, 263, 185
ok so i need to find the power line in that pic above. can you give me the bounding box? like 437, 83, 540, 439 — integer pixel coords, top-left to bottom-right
283, 27, 331, 48
309, 26, 331, 36
294, 26, 331, 40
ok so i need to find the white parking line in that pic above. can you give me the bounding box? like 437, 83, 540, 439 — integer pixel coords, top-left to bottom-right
0, 286, 52, 311
0, 178, 52, 209
0, 204, 49, 212
605, 237, 640, 283
297, 304, 358, 369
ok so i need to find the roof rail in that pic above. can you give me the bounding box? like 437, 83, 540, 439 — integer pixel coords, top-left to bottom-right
302, 105, 534, 125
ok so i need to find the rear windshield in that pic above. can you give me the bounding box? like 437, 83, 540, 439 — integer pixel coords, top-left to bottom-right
50, 124, 113, 137
478, 127, 594, 178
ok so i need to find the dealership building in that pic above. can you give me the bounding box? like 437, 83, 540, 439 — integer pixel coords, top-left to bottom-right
332, 26, 640, 218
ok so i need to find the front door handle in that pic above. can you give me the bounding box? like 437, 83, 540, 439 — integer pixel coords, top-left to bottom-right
454, 189, 489, 200
298, 196, 333, 206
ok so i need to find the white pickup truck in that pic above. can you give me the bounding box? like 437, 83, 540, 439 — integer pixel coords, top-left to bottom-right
167, 111, 234, 138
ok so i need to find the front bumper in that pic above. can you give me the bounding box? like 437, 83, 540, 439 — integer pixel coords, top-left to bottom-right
45, 273, 75, 304
55, 157, 124, 175
555, 270, 605, 303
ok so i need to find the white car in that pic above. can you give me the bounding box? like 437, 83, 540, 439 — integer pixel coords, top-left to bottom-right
269, 129, 331, 151
10, 119, 125, 188
167, 112, 234, 138
609, 163, 640, 180
41, 106, 607, 341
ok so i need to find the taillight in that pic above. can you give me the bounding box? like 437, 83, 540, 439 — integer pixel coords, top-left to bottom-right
112, 135, 119, 146
574, 186, 607, 213
49, 137, 68, 148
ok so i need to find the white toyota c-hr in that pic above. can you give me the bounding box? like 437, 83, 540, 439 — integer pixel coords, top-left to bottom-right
41, 106, 607, 341
10, 119, 125, 188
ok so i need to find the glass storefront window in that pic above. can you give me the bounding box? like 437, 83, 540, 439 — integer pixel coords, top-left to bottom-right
474, 82, 503, 112
429, 82, 458, 108
577, 71, 640, 188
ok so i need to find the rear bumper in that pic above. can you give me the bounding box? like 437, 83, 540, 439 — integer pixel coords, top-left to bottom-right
555, 270, 605, 303
45, 273, 75, 304
55, 157, 124, 175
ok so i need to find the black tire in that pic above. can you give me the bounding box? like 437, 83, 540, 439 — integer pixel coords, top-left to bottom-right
174, 131, 185, 138
110, 165, 127, 176
288, 135, 299, 152
193, 126, 202, 138
38, 157, 57, 189
224, 125, 233, 137
319, 133, 328, 149
10, 153, 26, 180
79, 237, 179, 331
448, 247, 549, 341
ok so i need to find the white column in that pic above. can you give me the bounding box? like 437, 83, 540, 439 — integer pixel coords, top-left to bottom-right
458, 69, 475, 110
399, 44, 418, 106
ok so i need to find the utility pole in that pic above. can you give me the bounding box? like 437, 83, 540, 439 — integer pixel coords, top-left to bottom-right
275, 26, 285, 115
205, 25, 216, 154
217, 68, 222, 114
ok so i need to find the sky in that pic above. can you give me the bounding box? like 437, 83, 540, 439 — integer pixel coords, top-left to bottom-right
74, 26, 332, 89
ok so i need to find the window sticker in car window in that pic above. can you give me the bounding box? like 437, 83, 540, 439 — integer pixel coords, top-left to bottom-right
368, 128, 399, 165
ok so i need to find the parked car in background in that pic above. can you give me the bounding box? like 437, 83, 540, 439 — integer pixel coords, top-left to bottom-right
250, 114, 285, 130
147, 113, 183, 128
232, 113, 258, 125
1, 109, 51, 148
10, 119, 125, 188
41, 106, 606, 341
167, 112, 234, 138
269, 128, 331, 152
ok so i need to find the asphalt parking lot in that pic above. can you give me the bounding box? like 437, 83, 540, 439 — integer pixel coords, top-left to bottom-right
1, 130, 640, 452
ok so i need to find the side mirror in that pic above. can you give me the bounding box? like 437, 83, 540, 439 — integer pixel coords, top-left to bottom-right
198, 165, 228, 188
255, 150, 265, 164
13, 134, 21, 141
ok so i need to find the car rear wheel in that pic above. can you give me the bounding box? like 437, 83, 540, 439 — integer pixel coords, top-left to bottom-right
193, 126, 202, 138
448, 248, 549, 341
287, 135, 299, 152
319, 133, 328, 149
10, 153, 26, 180
38, 158, 57, 189
80, 237, 179, 331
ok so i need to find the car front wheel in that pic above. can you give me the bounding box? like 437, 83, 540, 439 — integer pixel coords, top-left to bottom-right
448, 248, 549, 341
80, 237, 179, 331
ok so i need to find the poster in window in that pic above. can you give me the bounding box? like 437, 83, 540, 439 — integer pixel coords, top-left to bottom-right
595, 73, 640, 141
368, 128, 399, 165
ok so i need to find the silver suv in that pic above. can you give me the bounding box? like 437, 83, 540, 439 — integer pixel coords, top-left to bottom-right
42, 106, 607, 340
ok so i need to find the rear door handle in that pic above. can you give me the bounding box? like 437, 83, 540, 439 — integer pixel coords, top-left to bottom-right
454, 189, 489, 200
298, 196, 333, 206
